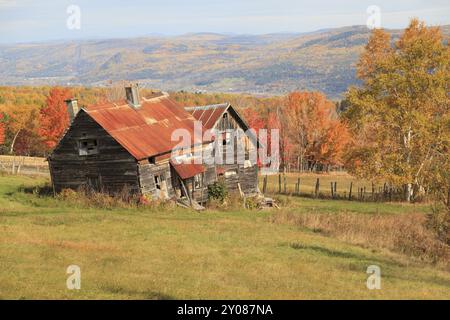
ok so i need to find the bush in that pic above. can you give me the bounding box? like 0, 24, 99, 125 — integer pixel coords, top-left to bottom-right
426, 203, 450, 246
207, 181, 228, 203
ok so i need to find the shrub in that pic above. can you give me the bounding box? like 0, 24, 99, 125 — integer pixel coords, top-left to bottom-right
244, 196, 259, 210
207, 181, 228, 203
426, 203, 450, 246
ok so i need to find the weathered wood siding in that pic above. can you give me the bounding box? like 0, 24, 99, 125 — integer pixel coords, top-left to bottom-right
170, 163, 216, 203
238, 164, 258, 194
214, 109, 259, 194
49, 110, 139, 194
204, 164, 217, 186
138, 160, 174, 199
218, 163, 258, 194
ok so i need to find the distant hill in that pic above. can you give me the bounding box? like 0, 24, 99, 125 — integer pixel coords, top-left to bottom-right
0, 25, 448, 98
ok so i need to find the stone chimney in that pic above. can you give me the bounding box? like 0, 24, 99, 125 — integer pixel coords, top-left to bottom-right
125, 84, 141, 108
65, 99, 79, 123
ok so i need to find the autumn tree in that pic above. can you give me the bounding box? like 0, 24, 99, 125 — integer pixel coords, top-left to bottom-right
0, 104, 38, 154
0, 113, 5, 146
39, 87, 72, 150
282, 91, 350, 171
344, 19, 450, 202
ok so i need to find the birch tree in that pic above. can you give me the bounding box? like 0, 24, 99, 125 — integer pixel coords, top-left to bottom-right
344, 19, 450, 202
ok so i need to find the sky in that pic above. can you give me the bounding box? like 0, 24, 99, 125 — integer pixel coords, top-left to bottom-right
0, 0, 449, 43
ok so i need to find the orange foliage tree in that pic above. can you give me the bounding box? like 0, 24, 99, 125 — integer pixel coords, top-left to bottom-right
39, 87, 72, 150
281, 91, 350, 171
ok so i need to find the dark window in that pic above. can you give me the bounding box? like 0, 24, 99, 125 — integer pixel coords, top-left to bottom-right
223, 132, 231, 146
149, 157, 156, 164
154, 174, 165, 190
79, 139, 98, 156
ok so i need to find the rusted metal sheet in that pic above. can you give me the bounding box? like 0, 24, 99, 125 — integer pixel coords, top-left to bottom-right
84, 94, 206, 160
170, 160, 205, 180
185, 104, 229, 130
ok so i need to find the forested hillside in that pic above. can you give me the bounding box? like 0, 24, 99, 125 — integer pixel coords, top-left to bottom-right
2, 25, 448, 98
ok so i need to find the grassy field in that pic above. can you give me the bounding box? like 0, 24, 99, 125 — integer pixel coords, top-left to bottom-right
0, 174, 449, 299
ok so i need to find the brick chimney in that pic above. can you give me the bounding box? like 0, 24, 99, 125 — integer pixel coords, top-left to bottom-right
125, 83, 141, 108
65, 99, 79, 123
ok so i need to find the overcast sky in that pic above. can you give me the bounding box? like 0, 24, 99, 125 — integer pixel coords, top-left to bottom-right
0, 0, 449, 43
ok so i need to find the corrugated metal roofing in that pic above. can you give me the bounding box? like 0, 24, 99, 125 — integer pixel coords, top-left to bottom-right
185, 103, 262, 149
170, 160, 205, 180
84, 93, 205, 160
185, 104, 229, 130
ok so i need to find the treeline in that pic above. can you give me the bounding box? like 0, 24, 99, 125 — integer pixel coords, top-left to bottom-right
0, 86, 107, 156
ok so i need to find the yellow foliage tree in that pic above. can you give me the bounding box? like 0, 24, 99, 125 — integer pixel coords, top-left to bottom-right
344, 19, 450, 202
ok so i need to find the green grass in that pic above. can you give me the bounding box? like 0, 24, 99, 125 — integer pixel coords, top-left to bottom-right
0, 174, 449, 299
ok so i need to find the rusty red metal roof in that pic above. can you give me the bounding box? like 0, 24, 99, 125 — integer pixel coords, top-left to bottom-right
185, 103, 261, 148
84, 93, 206, 160
170, 160, 205, 180
185, 104, 229, 130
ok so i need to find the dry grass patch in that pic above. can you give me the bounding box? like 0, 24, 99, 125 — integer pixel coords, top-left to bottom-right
270, 211, 450, 266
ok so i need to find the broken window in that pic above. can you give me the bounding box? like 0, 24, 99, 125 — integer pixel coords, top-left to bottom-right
194, 173, 203, 189
154, 174, 166, 190
223, 131, 232, 146
79, 139, 98, 156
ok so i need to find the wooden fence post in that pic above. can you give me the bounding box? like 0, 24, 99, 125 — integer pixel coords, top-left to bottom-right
330, 182, 334, 198
262, 175, 267, 194
349, 182, 353, 200
447, 187, 450, 208
278, 174, 281, 194
334, 182, 337, 198
371, 182, 375, 201
315, 178, 320, 198
283, 176, 287, 194
297, 178, 300, 195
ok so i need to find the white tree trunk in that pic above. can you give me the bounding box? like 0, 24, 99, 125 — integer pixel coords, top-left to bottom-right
406, 183, 414, 202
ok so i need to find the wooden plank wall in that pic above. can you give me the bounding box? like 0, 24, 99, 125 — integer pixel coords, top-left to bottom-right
138, 160, 174, 199
49, 110, 140, 194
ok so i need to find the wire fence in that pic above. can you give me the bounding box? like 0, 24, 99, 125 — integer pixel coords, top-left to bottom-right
0, 155, 49, 176
260, 173, 414, 202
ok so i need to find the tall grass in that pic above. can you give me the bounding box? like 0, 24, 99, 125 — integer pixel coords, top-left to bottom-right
270, 211, 450, 266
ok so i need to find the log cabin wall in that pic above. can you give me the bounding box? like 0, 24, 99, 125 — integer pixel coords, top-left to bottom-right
49, 110, 140, 194
138, 160, 174, 200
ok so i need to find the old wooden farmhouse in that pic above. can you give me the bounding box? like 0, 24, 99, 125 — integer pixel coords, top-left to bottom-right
185, 104, 259, 194
48, 85, 259, 206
